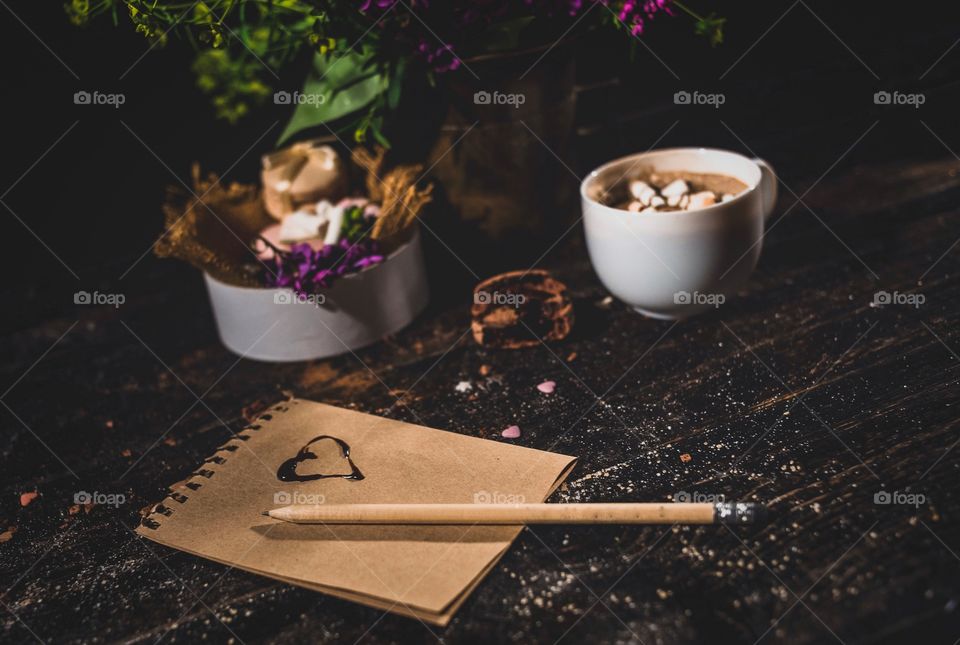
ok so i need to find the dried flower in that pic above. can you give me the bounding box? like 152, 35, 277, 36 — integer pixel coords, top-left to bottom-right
266, 238, 385, 294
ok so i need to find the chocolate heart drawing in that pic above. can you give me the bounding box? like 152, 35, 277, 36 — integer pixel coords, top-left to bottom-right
276, 435, 365, 483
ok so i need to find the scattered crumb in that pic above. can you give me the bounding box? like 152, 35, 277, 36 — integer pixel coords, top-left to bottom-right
121, 448, 132, 457
502, 425, 521, 439
680, 453, 692, 463
163, 437, 177, 447
536, 380, 556, 394
455, 381, 473, 393
479, 364, 492, 376
596, 296, 614, 309
566, 352, 577, 362
105, 420, 115, 429
20, 491, 39, 507
0, 527, 17, 543
68, 503, 94, 515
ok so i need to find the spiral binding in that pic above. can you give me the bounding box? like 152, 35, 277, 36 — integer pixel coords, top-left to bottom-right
140, 399, 296, 530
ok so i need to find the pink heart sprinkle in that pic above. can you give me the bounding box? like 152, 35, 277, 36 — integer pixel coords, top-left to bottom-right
536, 380, 556, 394
501, 425, 521, 439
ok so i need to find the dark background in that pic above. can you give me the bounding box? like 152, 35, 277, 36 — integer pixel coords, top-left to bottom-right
3, 2, 960, 644
3, 2, 958, 330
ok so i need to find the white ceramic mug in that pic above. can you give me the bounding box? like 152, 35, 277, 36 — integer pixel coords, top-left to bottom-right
581, 148, 777, 319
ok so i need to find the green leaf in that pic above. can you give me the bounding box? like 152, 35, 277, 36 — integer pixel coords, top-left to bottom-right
694, 14, 726, 47
386, 58, 406, 111
370, 121, 390, 148
277, 50, 386, 144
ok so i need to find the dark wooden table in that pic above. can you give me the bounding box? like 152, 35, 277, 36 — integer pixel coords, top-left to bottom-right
4, 147, 960, 643
4, 5, 960, 644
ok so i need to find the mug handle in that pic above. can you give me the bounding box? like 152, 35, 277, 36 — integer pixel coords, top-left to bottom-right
753, 158, 778, 220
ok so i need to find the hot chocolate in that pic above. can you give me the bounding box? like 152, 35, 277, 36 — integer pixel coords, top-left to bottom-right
613, 170, 749, 213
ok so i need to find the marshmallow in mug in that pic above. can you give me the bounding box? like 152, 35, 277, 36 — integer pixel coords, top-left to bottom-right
661, 179, 689, 198
625, 176, 739, 213
628, 180, 658, 206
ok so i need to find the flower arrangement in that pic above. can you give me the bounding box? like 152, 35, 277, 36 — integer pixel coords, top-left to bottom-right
151, 145, 433, 361
68, 0, 724, 143
156, 145, 432, 297
260, 200, 387, 292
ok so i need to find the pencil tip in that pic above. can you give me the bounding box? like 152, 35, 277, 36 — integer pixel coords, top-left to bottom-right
714, 502, 768, 525
261, 511, 270, 517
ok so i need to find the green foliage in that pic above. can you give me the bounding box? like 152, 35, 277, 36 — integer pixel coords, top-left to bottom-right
340, 204, 371, 242
672, 1, 725, 47
193, 49, 272, 123
277, 49, 387, 144
64, 0, 92, 26
69, 1, 723, 143
694, 13, 726, 47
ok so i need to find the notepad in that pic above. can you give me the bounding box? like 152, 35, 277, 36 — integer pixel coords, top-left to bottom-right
137, 399, 576, 625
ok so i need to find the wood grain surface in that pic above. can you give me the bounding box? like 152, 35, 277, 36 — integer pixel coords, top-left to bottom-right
2, 3, 960, 644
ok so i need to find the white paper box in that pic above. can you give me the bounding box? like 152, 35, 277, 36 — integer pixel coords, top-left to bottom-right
204, 228, 428, 362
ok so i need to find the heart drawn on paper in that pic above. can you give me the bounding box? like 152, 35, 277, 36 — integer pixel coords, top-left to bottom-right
276, 435, 365, 483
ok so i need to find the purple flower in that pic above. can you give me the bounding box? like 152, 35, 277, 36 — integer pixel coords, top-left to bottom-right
354, 254, 385, 269
360, 0, 673, 74
416, 40, 461, 73
613, 0, 671, 35
265, 238, 386, 295
359, 0, 397, 12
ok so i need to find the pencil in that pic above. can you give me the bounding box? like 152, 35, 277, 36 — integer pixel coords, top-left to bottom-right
261, 502, 765, 525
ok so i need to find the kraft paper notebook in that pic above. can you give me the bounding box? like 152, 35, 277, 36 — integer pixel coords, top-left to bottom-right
137, 399, 576, 625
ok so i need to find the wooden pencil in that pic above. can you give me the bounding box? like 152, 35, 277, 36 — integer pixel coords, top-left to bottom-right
262, 502, 765, 525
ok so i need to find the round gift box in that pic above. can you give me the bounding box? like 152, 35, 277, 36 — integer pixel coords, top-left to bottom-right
204, 228, 429, 362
